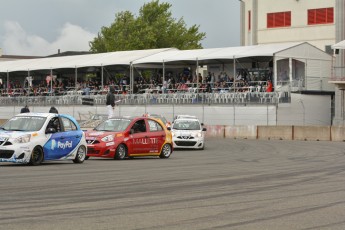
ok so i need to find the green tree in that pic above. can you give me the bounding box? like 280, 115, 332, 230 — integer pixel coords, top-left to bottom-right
90, 0, 206, 52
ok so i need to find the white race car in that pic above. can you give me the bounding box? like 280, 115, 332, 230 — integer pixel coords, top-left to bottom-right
0, 113, 87, 165
171, 117, 207, 150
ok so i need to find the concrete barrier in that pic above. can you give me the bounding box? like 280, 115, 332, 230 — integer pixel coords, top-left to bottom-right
257, 126, 293, 140
0, 119, 7, 125
204, 125, 225, 138
293, 126, 331, 141
0, 117, 340, 143
330, 126, 345, 142
224, 125, 257, 139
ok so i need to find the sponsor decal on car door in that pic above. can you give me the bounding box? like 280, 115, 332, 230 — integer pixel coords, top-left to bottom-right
131, 132, 150, 154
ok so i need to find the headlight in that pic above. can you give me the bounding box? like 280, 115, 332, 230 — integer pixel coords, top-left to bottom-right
101, 135, 114, 142
193, 132, 202, 138
14, 134, 31, 143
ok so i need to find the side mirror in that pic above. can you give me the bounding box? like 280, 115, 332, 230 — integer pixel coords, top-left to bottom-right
46, 127, 56, 134
202, 128, 207, 131
201, 123, 204, 126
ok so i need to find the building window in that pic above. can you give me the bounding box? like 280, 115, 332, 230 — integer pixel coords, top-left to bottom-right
248, 11, 251, 31
308, 8, 334, 25
267, 11, 291, 28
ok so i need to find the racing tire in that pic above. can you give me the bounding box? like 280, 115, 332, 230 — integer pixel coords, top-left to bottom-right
115, 144, 127, 160
73, 146, 86, 163
29, 146, 44, 166
159, 144, 172, 159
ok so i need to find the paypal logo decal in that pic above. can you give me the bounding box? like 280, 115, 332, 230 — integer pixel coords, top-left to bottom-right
51, 139, 73, 150
51, 139, 56, 150
58, 141, 73, 149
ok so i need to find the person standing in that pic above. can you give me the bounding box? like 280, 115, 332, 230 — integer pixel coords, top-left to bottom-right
106, 86, 116, 118
20, 105, 30, 113
49, 106, 59, 114
266, 80, 273, 92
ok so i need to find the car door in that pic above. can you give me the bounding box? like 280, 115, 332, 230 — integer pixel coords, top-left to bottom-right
147, 119, 166, 153
129, 119, 150, 154
44, 116, 82, 160
60, 116, 83, 155
44, 117, 66, 160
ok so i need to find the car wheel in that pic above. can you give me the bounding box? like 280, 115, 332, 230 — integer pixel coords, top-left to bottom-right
115, 144, 127, 160
159, 144, 172, 158
73, 146, 86, 163
29, 146, 44, 166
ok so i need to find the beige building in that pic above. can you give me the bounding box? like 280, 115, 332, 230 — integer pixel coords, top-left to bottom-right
240, 0, 335, 52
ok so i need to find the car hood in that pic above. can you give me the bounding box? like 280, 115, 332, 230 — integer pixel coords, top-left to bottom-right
0, 130, 36, 139
171, 129, 201, 136
85, 130, 120, 138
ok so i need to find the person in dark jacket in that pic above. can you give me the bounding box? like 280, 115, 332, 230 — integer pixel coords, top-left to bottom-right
49, 106, 59, 114
106, 86, 116, 118
20, 105, 30, 113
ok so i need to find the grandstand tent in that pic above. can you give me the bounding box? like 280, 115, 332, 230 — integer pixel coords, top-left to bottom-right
0, 42, 332, 93
133, 42, 333, 92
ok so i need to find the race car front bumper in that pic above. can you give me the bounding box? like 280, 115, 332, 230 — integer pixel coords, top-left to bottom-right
0, 145, 32, 163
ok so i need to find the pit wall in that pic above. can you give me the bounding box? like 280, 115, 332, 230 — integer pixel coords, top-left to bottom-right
205, 125, 345, 142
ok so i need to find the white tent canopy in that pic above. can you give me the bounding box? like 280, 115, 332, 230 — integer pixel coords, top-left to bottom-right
0, 42, 325, 72
0, 48, 176, 72
132, 42, 306, 65
0, 42, 332, 92
332, 40, 345, 49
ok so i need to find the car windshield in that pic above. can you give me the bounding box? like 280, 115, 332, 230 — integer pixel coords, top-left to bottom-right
95, 118, 131, 132
172, 120, 201, 130
1, 116, 46, 131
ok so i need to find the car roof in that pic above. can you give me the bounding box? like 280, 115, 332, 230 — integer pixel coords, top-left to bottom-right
176, 115, 198, 119
108, 116, 160, 121
103, 116, 167, 129
15, 112, 55, 118
174, 118, 199, 122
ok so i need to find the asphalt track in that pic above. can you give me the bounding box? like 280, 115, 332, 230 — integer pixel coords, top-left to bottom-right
1, 138, 345, 230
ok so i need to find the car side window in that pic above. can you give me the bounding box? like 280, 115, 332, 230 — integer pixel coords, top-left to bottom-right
148, 120, 163, 132
131, 120, 146, 133
61, 117, 77, 131
46, 117, 61, 132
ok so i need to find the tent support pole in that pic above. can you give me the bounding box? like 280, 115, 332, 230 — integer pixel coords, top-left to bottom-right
75, 67, 78, 92
196, 58, 199, 92
163, 60, 165, 91
233, 58, 236, 92
130, 62, 133, 94
7, 71, 9, 94
27, 70, 30, 93
50, 69, 53, 96
273, 55, 277, 91
101, 65, 104, 90
289, 58, 292, 82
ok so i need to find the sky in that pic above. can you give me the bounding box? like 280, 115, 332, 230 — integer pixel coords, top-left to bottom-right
0, 0, 241, 56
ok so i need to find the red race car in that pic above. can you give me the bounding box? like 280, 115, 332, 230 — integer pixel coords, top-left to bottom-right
84, 116, 173, 160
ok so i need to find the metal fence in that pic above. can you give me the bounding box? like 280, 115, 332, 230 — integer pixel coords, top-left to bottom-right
0, 92, 290, 107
